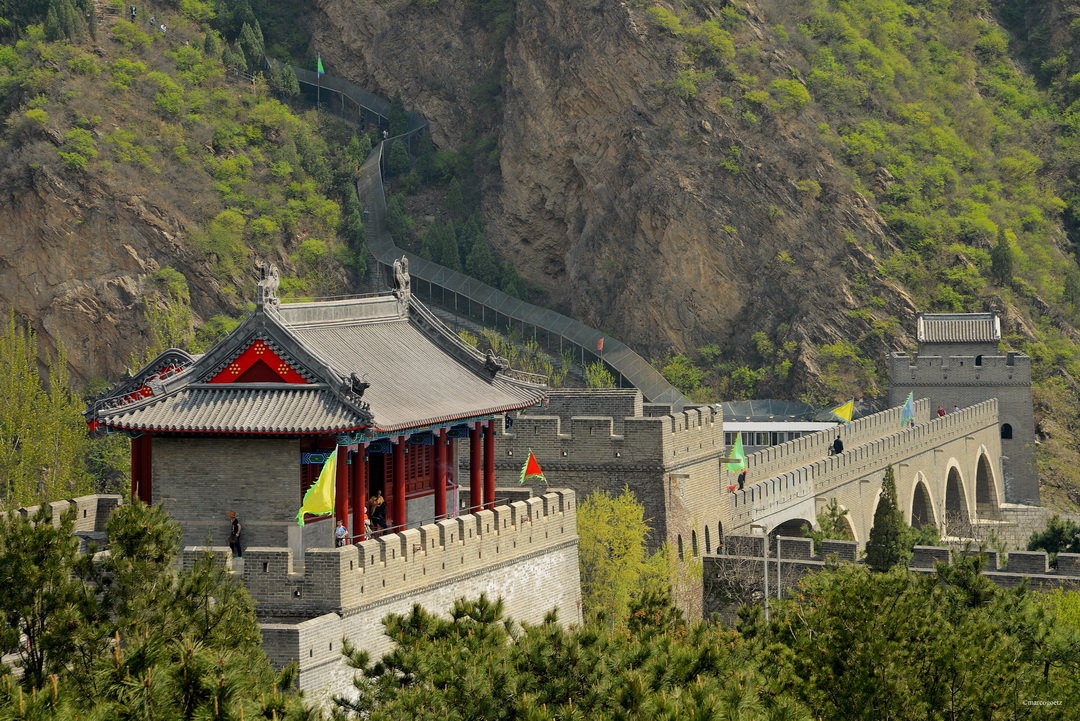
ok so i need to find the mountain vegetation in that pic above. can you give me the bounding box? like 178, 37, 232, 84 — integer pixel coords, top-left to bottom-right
332, 561, 1080, 719
0, 501, 316, 718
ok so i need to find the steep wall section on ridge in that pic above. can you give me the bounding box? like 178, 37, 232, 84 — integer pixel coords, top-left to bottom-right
311, 0, 918, 383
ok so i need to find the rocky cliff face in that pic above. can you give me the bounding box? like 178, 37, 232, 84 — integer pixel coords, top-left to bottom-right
311, 0, 918, 389
0, 164, 230, 384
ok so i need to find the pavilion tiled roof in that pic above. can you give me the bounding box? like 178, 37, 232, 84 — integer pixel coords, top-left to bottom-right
917, 313, 1000, 344
89, 276, 547, 437
98, 385, 364, 434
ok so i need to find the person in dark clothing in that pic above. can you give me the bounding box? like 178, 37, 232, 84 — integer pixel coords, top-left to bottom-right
227, 511, 242, 558
831, 436, 844, 455
737, 469, 747, 490
370, 491, 387, 535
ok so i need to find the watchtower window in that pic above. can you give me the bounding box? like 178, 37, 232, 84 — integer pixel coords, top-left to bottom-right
1001, 423, 1013, 439
975, 355, 983, 367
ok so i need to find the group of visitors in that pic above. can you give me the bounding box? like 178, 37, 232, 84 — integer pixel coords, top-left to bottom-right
226, 491, 390, 556
332, 491, 389, 546
937, 404, 961, 417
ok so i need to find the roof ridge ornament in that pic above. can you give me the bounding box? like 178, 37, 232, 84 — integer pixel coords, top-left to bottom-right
484, 350, 509, 376
393, 255, 411, 312
256, 260, 281, 309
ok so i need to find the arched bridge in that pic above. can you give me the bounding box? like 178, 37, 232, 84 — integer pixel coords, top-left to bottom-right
716, 398, 1007, 545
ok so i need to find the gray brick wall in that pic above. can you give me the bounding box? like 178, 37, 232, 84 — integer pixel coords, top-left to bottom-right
153, 437, 300, 550
1, 495, 122, 532
243, 489, 582, 701
485, 392, 727, 557
889, 352, 1037, 504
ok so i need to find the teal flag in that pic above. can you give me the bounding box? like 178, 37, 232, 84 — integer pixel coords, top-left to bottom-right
901, 391, 914, 428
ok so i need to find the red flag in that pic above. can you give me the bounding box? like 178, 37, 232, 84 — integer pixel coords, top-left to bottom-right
519, 450, 546, 485
597, 338, 604, 352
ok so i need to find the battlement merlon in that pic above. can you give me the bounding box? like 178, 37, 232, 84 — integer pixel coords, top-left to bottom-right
889, 352, 1031, 383
496, 405, 722, 468
0, 494, 122, 533
216, 489, 577, 614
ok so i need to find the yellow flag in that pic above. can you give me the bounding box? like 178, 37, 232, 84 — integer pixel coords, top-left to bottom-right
831, 399, 854, 423
296, 449, 336, 526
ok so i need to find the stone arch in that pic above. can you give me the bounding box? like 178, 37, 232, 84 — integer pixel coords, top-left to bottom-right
773, 518, 812, 538
1001, 423, 1013, 439
705, 525, 711, 554
677, 534, 684, 560
909, 476, 937, 531
975, 451, 1001, 518
691, 530, 699, 557
836, 508, 858, 543
944, 466, 971, 537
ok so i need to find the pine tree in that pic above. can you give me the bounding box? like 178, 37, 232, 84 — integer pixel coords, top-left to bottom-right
416, 130, 437, 182
388, 90, 408, 137
445, 177, 467, 218
203, 31, 221, 59
238, 22, 264, 74
465, 237, 499, 285
0, 502, 314, 716
991, 227, 1015, 285
865, 464, 910, 572
386, 138, 410, 176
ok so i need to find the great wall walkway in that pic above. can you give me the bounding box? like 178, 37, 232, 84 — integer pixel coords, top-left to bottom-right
270, 59, 688, 409
720, 398, 1038, 548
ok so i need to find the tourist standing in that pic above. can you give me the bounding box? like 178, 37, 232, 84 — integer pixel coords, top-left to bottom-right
227, 511, 242, 558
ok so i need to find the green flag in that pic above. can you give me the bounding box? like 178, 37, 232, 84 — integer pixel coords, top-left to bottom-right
296, 449, 336, 526
317, 53, 324, 76
726, 433, 746, 472
900, 391, 914, 428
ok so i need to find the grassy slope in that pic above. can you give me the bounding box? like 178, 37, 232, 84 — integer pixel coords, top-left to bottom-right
638, 0, 1080, 509
0, 4, 364, 315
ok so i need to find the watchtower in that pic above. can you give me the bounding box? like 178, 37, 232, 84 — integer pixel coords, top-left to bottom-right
889, 313, 1037, 505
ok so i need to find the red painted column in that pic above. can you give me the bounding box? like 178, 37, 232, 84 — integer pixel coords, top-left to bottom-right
352, 444, 367, 541
130, 435, 142, 504
483, 419, 495, 509
335, 441, 349, 539
469, 422, 482, 513
392, 437, 406, 531
140, 433, 153, 504
434, 429, 447, 519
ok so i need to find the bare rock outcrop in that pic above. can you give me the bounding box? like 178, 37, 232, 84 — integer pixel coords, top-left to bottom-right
312, 0, 918, 386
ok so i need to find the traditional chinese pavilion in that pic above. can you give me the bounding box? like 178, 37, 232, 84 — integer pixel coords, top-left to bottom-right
86, 260, 547, 551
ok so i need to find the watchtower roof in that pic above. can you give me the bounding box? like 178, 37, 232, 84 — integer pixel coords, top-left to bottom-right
917, 313, 1000, 344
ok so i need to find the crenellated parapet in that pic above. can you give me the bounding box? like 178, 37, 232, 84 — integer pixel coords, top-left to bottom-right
202, 489, 577, 617
889, 352, 1031, 387
729, 400, 1001, 529
739, 399, 933, 485
0, 494, 122, 535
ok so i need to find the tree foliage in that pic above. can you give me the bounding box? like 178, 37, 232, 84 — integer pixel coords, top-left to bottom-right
1027, 514, 1080, 565
804, 496, 853, 553
865, 464, 909, 572
0, 315, 92, 509
0, 501, 314, 718
577, 487, 668, 624
388, 90, 408, 137
335, 555, 1080, 719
